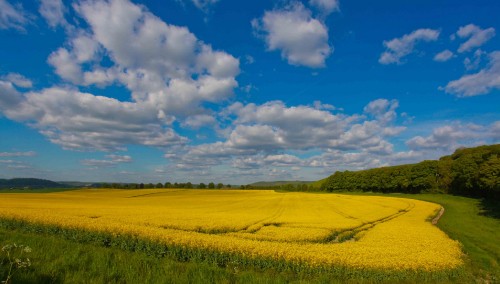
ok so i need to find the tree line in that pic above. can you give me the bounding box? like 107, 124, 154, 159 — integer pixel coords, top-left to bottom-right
320, 144, 500, 199
99, 182, 231, 189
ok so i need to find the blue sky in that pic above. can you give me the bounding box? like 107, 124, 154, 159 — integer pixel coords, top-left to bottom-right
0, 0, 499, 184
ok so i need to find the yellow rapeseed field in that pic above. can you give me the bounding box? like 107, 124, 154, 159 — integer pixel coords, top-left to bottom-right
0, 189, 463, 271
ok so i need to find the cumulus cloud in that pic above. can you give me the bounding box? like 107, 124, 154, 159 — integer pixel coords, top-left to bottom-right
182, 114, 216, 129
0, 86, 188, 151
0, 80, 24, 109
363, 98, 399, 123
444, 51, 500, 97
232, 154, 303, 169
252, 2, 332, 68
0, 0, 30, 31
456, 24, 495, 53
433, 49, 454, 62
176, 99, 404, 173
492, 121, 500, 140
0, 0, 241, 152
379, 28, 440, 64
67, 0, 240, 115
82, 154, 132, 167
406, 122, 499, 151
463, 49, 485, 71
309, 0, 339, 16
1, 73, 32, 88
39, 0, 67, 28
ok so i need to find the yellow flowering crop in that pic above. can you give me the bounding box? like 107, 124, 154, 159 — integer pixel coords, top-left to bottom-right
0, 189, 463, 271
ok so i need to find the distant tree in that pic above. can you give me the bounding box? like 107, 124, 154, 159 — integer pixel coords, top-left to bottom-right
139, 183, 144, 189
146, 183, 154, 189
217, 183, 224, 189
199, 183, 206, 189
227, 184, 231, 188
186, 182, 193, 189
156, 183, 163, 188
240, 185, 245, 189
208, 182, 215, 189
478, 154, 500, 196
164, 182, 172, 188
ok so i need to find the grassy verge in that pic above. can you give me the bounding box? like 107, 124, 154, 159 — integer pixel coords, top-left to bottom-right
1, 228, 279, 284
333, 191, 500, 282
400, 194, 500, 283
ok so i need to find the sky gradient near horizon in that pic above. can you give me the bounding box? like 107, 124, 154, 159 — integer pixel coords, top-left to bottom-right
0, 0, 499, 184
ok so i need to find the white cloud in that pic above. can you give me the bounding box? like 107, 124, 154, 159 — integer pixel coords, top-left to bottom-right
463, 49, 485, 70
231, 154, 302, 169
0, 0, 242, 152
313, 100, 336, 110
47, 48, 84, 84
0, 80, 24, 109
456, 24, 495, 53
0, 151, 36, 157
379, 28, 440, 64
363, 98, 398, 123
406, 122, 498, 151
39, 0, 67, 28
69, 0, 240, 115
106, 154, 132, 163
444, 51, 500, 97
1, 73, 32, 88
309, 0, 339, 16
252, 2, 332, 68
191, 0, 219, 12
178, 99, 403, 169
0, 0, 30, 31
0, 86, 188, 151
492, 121, 500, 140
182, 114, 216, 129
434, 49, 454, 62
82, 154, 132, 167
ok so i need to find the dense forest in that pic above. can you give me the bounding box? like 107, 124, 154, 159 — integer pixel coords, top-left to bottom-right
320, 144, 499, 199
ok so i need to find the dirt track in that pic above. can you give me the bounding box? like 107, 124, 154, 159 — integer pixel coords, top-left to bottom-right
432, 207, 445, 225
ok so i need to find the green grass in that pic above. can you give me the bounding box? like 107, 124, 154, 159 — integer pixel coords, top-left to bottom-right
336, 192, 500, 282
1, 191, 498, 283
401, 194, 500, 283
1, 228, 305, 284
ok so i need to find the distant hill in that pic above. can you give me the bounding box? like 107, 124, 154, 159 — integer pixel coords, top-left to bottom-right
0, 178, 67, 189
249, 180, 314, 187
